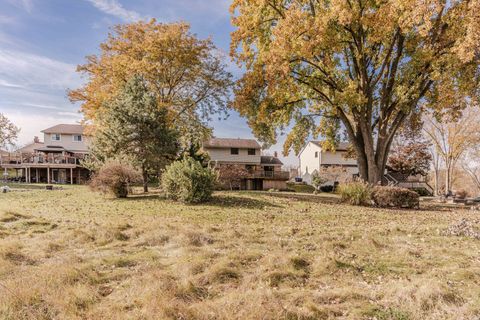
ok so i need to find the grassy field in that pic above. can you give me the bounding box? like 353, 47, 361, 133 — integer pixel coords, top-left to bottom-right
0, 185, 479, 319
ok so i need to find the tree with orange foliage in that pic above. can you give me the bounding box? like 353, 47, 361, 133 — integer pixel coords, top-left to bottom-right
230, 0, 480, 185
69, 20, 232, 149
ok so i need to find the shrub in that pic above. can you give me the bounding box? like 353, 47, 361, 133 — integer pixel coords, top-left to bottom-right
161, 157, 216, 203
371, 186, 420, 208
320, 185, 334, 193
337, 180, 371, 205
455, 189, 469, 200
412, 187, 431, 197
90, 160, 141, 198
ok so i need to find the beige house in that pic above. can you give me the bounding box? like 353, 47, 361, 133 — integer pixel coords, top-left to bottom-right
299, 141, 358, 185
203, 138, 289, 190
0, 124, 90, 184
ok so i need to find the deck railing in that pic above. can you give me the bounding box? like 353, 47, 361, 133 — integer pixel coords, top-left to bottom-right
248, 170, 290, 180
0, 153, 82, 166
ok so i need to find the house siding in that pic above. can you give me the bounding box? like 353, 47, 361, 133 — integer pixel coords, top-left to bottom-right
43, 133, 90, 153
299, 142, 321, 184
299, 142, 359, 184
205, 147, 261, 164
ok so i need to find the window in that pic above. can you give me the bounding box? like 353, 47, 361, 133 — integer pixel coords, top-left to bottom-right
315, 151, 318, 158
248, 148, 256, 155
231, 148, 239, 155
73, 135, 82, 142
51, 134, 61, 141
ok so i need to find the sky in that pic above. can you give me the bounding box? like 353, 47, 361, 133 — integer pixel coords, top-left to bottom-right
0, 0, 298, 166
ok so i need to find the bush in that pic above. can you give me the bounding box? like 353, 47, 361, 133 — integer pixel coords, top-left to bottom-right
90, 160, 141, 198
286, 182, 315, 193
337, 180, 371, 205
455, 189, 469, 200
161, 157, 216, 203
320, 185, 334, 193
412, 187, 431, 197
371, 186, 419, 208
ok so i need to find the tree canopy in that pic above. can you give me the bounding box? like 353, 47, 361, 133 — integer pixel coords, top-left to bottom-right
70, 20, 233, 149
230, 0, 480, 184
90, 75, 179, 192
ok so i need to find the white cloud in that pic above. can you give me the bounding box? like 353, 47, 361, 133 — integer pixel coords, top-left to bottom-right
6, 0, 34, 13
86, 0, 145, 22
0, 49, 82, 90
3, 111, 81, 147
0, 79, 24, 89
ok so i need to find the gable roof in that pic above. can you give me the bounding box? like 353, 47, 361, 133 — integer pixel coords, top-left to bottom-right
17, 141, 45, 153
310, 141, 350, 151
203, 138, 261, 149
261, 156, 283, 165
42, 124, 84, 135
298, 141, 351, 157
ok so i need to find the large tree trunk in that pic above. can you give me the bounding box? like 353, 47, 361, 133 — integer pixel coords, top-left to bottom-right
350, 128, 389, 185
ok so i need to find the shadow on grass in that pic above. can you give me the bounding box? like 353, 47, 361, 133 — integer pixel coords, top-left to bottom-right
258, 191, 341, 204
205, 194, 282, 209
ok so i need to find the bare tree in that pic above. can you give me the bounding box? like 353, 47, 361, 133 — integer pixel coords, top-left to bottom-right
424, 108, 480, 195
0, 113, 19, 149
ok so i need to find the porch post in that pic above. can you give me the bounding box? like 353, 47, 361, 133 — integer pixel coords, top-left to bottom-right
70, 168, 73, 185
27, 167, 30, 183
47, 167, 50, 184
36, 168, 39, 183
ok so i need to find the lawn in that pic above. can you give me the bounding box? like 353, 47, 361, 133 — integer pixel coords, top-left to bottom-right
0, 185, 479, 319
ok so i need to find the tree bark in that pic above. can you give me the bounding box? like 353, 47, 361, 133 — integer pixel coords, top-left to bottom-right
142, 167, 149, 193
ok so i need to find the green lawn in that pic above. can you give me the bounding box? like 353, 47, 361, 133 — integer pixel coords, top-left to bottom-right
0, 185, 479, 319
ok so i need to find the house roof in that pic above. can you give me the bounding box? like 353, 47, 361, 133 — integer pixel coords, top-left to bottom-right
203, 138, 261, 149
16, 141, 45, 153
42, 124, 84, 135
310, 141, 350, 151
34, 146, 67, 153
261, 156, 283, 165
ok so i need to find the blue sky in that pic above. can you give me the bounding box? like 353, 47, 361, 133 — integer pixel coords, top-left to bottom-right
0, 0, 297, 165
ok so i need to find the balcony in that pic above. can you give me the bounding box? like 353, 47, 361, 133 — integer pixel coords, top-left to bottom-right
248, 170, 290, 180
0, 153, 83, 166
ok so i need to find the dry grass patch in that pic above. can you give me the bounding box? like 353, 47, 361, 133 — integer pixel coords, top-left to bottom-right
1, 186, 480, 319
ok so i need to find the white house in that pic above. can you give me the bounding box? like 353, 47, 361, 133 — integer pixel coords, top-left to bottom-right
298, 141, 358, 184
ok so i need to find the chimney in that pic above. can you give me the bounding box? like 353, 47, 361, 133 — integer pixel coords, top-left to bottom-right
274, 151, 278, 158
33, 136, 40, 143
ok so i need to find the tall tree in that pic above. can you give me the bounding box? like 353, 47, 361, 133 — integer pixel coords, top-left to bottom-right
91, 76, 179, 192
69, 20, 232, 150
0, 113, 19, 149
424, 108, 480, 194
230, 0, 480, 184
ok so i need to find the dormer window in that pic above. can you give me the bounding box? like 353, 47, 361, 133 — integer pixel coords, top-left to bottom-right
248, 148, 256, 155
73, 135, 82, 142
51, 134, 61, 141
231, 148, 239, 155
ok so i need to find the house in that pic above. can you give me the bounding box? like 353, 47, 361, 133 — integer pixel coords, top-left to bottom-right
299, 140, 434, 195
299, 141, 358, 184
202, 137, 289, 190
0, 124, 90, 184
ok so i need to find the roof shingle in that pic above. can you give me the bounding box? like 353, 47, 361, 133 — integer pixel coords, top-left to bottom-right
42, 124, 84, 135
203, 138, 261, 149
260, 156, 283, 165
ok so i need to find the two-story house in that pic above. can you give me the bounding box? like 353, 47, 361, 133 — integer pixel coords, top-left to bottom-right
203, 137, 289, 190
299, 141, 358, 185
299, 140, 434, 194
0, 124, 90, 184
